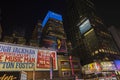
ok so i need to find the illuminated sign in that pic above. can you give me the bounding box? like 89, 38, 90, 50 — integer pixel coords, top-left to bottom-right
42, 36, 57, 50
100, 61, 116, 71
0, 44, 37, 71
36, 50, 58, 70
42, 11, 62, 27
0, 71, 20, 80
83, 62, 101, 74
114, 60, 120, 70
0, 43, 58, 71
79, 19, 92, 34
57, 39, 67, 52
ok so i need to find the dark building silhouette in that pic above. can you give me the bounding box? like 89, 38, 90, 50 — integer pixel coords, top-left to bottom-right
64, 0, 120, 79
108, 26, 120, 51
0, 8, 3, 41
31, 20, 42, 47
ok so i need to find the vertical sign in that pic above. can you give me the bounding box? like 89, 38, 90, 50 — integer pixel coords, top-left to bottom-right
69, 56, 74, 76
50, 56, 53, 80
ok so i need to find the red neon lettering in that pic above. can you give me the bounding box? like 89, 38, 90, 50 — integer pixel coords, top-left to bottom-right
5, 55, 22, 62
24, 57, 35, 63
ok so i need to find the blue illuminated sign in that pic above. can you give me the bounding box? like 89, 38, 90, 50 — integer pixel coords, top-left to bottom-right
42, 11, 63, 27
114, 60, 120, 70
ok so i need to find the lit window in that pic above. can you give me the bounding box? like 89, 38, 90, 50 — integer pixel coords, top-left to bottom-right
95, 50, 98, 54
101, 49, 104, 52
99, 49, 102, 52
92, 52, 94, 56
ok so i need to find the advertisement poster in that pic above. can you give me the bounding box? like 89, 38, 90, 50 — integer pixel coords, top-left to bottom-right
0, 44, 37, 71
0, 71, 20, 80
83, 62, 101, 74
57, 39, 67, 53
36, 50, 57, 70
42, 36, 57, 50
0, 43, 58, 71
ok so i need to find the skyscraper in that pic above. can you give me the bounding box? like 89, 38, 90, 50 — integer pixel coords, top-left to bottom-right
0, 8, 2, 40
108, 26, 120, 50
41, 11, 67, 53
64, 0, 120, 79
31, 20, 42, 47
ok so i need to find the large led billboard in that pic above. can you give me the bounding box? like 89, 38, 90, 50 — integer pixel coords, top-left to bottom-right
114, 60, 120, 70
100, 61, 116, 71
83, 62, 101, 74
57, 39, 67, 52
42, 36, 57, 50
79, 19, 92, 34
42, 11, 62, 27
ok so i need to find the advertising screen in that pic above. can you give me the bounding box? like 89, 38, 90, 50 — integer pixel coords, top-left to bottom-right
100, 61, 116, 71
83, 62, 101, 74
42, 36, 57, 50
57, 39, 67, 53
79, 19, 92, 34
114, 60, 120, 70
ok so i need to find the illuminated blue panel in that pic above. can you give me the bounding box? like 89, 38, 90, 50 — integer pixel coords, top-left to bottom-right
114, 60, 120, 70
79, 19, 92, 34
42, 11, 63, 27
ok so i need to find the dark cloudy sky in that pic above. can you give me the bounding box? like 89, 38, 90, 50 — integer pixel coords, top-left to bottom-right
1, 0, 120, 36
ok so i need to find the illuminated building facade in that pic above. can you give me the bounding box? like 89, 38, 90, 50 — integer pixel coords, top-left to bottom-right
41, 11, 67, 53
31, 20, 42, 47
65, 0, 120, 63
65, 0, 120, 79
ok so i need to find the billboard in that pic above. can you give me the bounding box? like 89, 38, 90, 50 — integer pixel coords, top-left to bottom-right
0, 43, 58, 71
100, 61, 116, 71
57, 39, 67, 52
79, 19, 92, 34
0, 44, 37, 71
42, 36, 57, 50
36, 50, 57, 70
83, 62, 101, 74
114, 60, 120, 70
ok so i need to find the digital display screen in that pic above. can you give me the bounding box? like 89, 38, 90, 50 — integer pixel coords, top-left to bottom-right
114, 60, 120, 70
79, 19, 92, 34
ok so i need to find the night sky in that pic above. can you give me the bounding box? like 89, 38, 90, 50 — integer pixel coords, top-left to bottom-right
1, 0, 120, 36
93, 1, 120, 28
